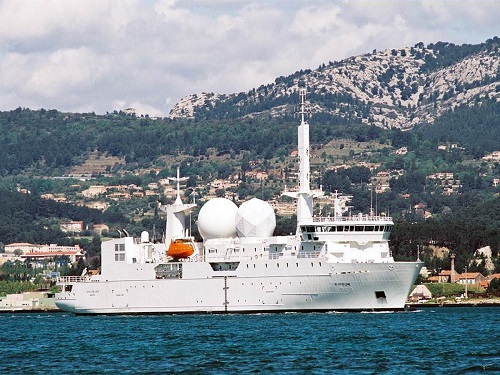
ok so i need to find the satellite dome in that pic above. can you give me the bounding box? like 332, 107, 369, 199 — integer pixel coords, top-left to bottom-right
140, 231, 150, 243
235, 198, 276, 237
197, 198, 238, 240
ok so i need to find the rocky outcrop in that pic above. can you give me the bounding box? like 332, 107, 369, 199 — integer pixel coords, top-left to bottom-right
170, 40, 500, 130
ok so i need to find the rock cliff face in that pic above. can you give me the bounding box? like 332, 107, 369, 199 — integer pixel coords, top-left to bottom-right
169, 39, 500, 130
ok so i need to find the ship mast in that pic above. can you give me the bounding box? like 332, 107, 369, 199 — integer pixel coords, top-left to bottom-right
159, 167, 197, 244
284, 88, 323, 229
298, 88, 311, 196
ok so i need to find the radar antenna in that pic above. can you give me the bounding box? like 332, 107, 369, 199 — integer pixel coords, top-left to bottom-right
159, 168, 196, 245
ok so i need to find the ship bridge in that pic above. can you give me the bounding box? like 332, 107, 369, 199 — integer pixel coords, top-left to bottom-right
300, 213, 393, 243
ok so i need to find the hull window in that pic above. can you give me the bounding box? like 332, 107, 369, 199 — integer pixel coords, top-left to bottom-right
375, 291, 387, 303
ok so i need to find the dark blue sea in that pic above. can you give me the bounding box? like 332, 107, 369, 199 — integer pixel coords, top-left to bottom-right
1, 307, 499, 374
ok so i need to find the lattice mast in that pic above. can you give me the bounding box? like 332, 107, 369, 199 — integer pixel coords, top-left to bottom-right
159, 167, 196, 244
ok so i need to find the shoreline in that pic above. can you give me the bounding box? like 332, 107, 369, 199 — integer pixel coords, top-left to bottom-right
406, 299, 500, 309
0, 307, 62, 314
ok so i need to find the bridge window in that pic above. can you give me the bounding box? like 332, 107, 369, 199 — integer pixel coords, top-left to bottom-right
114, 244, 125, 261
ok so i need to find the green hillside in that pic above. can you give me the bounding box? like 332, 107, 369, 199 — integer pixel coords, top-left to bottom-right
2, 97, 500, 178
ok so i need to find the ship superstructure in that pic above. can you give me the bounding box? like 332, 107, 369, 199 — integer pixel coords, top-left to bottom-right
55, 90, 422, 314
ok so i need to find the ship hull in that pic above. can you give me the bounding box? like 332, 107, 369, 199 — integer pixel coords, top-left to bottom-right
55, 261, 421, 314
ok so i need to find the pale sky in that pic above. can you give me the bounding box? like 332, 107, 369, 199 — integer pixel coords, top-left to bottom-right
0, 0, 498, 117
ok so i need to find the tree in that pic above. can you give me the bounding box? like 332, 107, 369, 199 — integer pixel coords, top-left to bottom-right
274, 214, 297, 236
13, 248, 23, 256
85, 236, 102, 258
486, 278, 500, 295
186, 175, 198, 188
66, 257, 86, 276
238, 182, 253, 200
323, 170, 352, 193
391, 129, 413, 148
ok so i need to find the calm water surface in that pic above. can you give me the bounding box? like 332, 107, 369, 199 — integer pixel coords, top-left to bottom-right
1, 307, 499, 374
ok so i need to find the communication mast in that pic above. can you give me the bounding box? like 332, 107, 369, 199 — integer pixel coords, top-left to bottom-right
283, 88, 324, 228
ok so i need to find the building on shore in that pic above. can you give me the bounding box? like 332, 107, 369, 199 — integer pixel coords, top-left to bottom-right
0, 291, 57, 310
408, 284, 433, 301
3, 243, 85, 266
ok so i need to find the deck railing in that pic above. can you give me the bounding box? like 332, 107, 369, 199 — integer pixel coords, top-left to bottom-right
268, 251, 322, 260
312, 215, 392, 222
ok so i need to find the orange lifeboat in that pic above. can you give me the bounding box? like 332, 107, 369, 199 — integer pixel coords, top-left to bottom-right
167, 239, 194, 259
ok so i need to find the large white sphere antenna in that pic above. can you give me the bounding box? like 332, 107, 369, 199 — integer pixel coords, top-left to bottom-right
235, 198, 276, 237
197, 198, 238, 240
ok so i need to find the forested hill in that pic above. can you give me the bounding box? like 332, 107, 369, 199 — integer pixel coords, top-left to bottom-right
170, 37, 500, 130
2, 97, 500, 177
1, 37, 500, 178
0, 189, 113, 245
0, 108, 300, 176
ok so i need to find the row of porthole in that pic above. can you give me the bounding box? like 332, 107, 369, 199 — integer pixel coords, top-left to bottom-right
208, 247, 261, 254
240, 281, 303, 286
247, 262, 323, 269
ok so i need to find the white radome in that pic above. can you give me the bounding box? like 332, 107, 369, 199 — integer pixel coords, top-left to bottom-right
197, 198, 238, 240
235, 198, 276, 237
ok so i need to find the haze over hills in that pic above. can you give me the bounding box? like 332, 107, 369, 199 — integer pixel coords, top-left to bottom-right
169, 38, 500, 130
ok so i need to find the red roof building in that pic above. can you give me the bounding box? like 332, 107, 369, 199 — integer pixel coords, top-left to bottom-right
21, 244, 84, 263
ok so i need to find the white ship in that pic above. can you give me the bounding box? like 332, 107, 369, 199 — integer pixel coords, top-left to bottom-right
55, 89, 422, 314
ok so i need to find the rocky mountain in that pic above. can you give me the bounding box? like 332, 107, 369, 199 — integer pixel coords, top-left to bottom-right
169, 38, 500, 130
